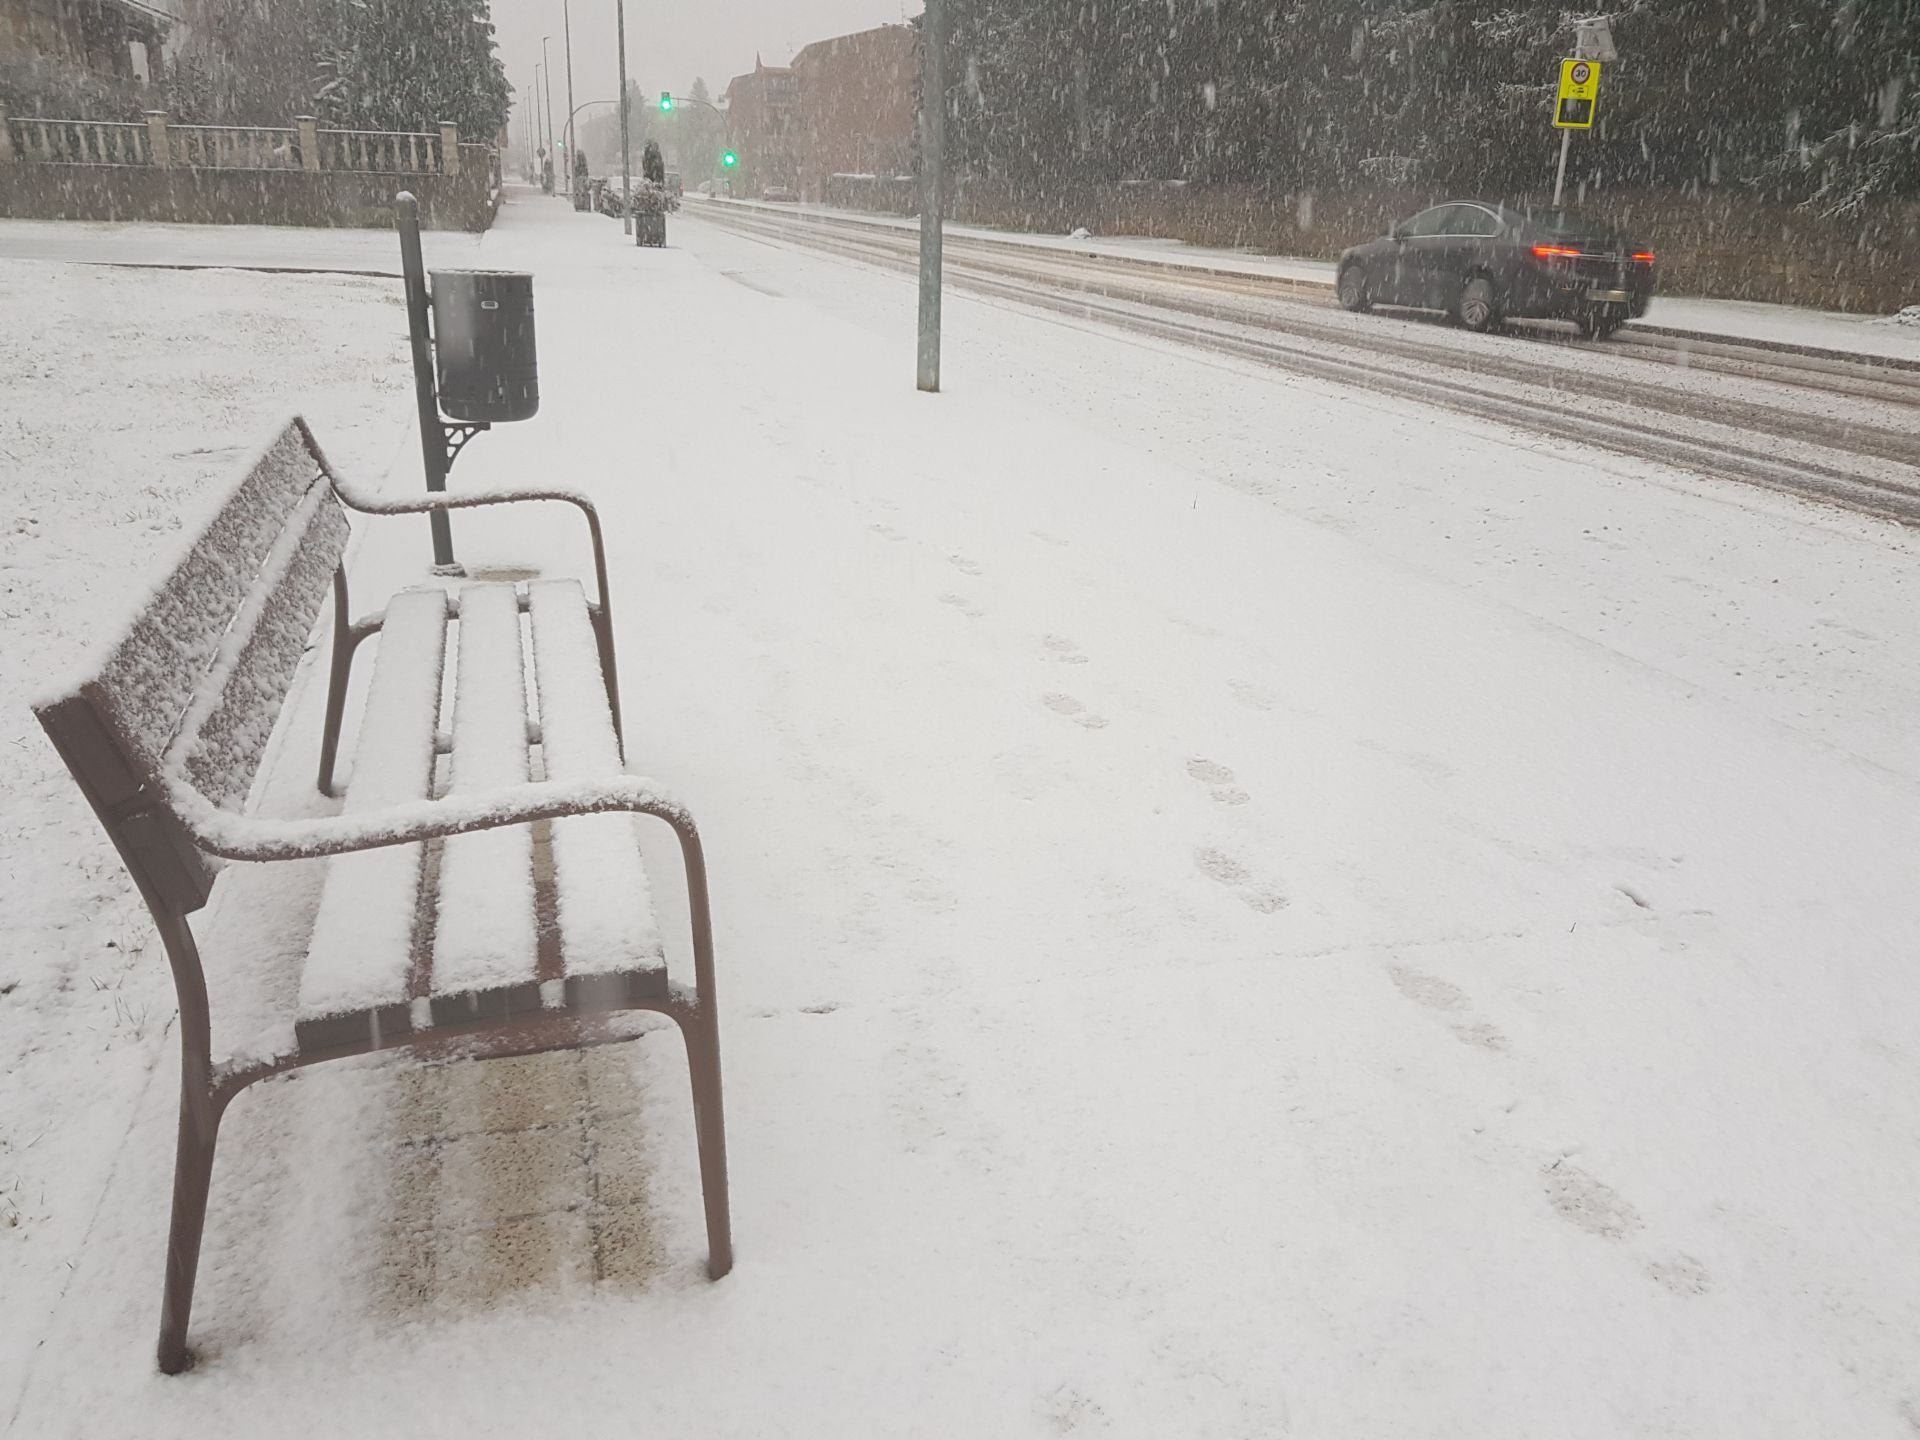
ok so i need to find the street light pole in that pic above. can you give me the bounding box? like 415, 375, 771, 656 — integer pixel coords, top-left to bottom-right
563, 1, 576, 182
542, 35, 556, 187
616, 0, 632, 233
534, 62, 546, 176
916, 0, 946, 393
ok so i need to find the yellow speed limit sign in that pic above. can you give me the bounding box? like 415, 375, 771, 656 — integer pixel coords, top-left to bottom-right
1555, 58, 1602, 129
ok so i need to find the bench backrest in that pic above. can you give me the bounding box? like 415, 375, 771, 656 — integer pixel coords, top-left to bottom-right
34, 418, 350, 914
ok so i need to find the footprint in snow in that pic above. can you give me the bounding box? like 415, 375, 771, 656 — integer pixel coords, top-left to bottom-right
1193, 847, 1288, 912
871, 522, 907, 542
949, 554, 983, 576
1041, 634, 1089, 664
1186, 757, 1249, 805
1042, 693, 1108, 729
1228, 679, 1276, 712
1389, 964, 1469, 1012
938, 592, 985, 619
1542, 1159, 1644, 1240
1389, 964, 1511, 1051
1647, 1254, 1714, 1296
1452, 1020, 1510, 1052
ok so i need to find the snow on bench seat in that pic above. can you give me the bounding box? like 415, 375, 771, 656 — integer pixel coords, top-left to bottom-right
527, 580, 667, 1007
429, 584, 540, 1025
296, 587, 448, 1051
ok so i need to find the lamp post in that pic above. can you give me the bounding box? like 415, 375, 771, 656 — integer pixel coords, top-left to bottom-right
616, 0, 631, 232
566, 99, 614, 190
563, 1, 576, 184
916, 0, 946, 393
541, 35, 556, 186
534, 62, 547, 185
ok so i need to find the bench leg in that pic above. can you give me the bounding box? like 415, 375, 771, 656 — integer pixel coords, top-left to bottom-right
674, 1008, 733, 1280
317, 568, 354, 798
157, 1090, 226, 1375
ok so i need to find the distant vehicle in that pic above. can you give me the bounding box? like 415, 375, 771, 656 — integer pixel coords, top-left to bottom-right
1336, 202, 1657, 339
761, 187, 798, 203
666, 170, 684, 197
697, 179, 716, 196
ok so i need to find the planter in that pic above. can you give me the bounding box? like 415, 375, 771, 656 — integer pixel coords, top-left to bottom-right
635, 211, 666, 247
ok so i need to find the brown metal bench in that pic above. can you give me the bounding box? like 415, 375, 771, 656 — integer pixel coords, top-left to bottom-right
33, 417, 731, 1374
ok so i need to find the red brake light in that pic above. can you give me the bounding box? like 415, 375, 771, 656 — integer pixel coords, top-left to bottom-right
1632, 251, 1656, 263
1532, 245, 1582, 259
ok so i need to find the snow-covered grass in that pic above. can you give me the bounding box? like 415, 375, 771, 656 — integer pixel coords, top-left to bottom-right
0, 258, 412, 1411
4, 193, 1920, 1437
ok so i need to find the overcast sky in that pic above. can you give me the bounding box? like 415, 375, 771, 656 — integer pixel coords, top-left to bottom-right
493, 0, 920, 146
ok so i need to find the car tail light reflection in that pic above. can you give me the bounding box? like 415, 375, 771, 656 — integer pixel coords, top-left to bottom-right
1632, 251, 1657, 263
1532, 245, 1583, 259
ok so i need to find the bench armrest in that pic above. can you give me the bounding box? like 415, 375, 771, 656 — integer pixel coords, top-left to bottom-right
327, 474, 614, 617
168, 774, 691, 862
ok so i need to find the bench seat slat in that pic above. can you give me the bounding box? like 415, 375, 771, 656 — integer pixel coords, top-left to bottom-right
429, 584, 541, 1025
296, 588, 449, 1050
527, 580, 666, 1004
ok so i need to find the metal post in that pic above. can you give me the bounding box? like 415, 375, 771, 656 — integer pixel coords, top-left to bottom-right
916, 0, 946, 394
542, 36, 556, 188
617, 0, 632, 233
563, 1, 576, 181
1552, 127, 1571, 208
395, 193, 458, 572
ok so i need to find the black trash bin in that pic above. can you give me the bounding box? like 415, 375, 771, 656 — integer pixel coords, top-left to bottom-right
431, 269, 539, 423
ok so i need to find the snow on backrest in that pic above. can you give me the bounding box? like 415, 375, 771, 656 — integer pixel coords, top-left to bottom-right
85, 419, 348, 808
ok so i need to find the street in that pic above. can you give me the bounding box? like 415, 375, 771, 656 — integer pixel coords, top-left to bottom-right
4, 189, 1920, 1436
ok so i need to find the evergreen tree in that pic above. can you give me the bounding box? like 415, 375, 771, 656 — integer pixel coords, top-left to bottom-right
315, 0, 511, 139
942, 0, 1920, 209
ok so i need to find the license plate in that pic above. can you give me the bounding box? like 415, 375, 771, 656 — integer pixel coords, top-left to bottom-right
1587, 288, 1629, 304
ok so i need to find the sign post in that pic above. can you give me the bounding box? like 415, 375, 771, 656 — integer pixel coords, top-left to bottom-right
1552, 18, 1615, 208
1551, 59, 1601, 205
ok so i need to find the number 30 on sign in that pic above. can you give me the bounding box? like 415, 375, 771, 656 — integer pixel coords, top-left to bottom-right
1555, 59, 1602, 129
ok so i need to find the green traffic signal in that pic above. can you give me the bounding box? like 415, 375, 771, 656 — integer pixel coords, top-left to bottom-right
659, 92, 674, 112
721, 150, 739, 168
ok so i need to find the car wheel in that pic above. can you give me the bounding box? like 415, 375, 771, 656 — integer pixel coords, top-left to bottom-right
1458, 276, 1501, 333
1337, 263, 1371, 313
1582, 312, 1624, 341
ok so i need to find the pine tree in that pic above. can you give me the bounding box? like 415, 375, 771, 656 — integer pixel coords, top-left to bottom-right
315, 0, 511, 140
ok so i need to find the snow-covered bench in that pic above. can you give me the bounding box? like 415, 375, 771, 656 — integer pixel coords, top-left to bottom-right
33, 418, 731, 1374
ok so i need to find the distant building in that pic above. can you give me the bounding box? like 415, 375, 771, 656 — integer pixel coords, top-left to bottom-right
790, 23, 916, 203
724, 56, 797, 197
0, 0, 174, 105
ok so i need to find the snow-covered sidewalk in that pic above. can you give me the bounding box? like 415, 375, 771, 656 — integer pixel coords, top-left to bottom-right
4, 190, 1920, 1437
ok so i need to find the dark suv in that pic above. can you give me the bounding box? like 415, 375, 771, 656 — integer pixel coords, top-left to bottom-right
1336, 202, 1656, 338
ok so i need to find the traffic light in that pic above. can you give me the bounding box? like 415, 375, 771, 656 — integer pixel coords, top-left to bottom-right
720, 150, 739, 169
658, 92, 674, 113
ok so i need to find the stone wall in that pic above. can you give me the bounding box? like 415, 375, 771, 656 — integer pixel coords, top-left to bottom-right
882, 179, 1920, 314
0, 160, 498, 230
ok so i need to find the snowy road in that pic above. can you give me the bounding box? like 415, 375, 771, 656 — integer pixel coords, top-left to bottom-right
693, 201, 1920, 525
5, 192, 1920, 1437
